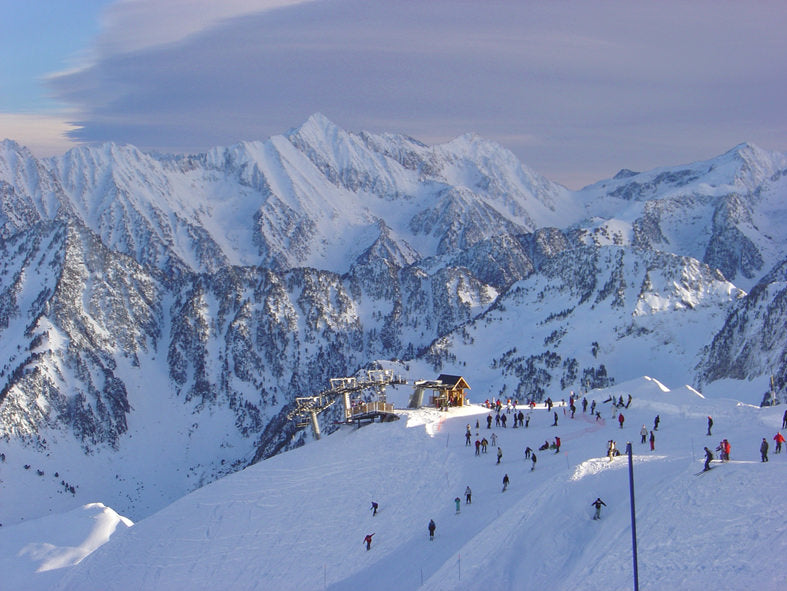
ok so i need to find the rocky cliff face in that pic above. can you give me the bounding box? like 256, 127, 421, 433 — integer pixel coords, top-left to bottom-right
0, 118, 785, 522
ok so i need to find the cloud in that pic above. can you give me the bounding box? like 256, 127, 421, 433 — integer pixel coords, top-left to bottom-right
44, 0, 787, 188
92, 0, 318, 58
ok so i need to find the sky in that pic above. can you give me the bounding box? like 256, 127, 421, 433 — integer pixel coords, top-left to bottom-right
1, 0, 785, 189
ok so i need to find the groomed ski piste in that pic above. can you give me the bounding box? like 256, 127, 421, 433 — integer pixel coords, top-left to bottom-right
1, 376, 786, 590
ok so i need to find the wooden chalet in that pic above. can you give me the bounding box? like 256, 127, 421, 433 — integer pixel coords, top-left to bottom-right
433, 374, 471, 408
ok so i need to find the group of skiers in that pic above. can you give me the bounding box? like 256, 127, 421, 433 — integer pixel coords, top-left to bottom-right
361, 394, 787, 552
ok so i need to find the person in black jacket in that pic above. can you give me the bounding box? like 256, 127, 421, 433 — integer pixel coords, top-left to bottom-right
592, 498, 606, 520
428, 519, 436, 540
703, 447, 713, 471
760, 438, 769, 462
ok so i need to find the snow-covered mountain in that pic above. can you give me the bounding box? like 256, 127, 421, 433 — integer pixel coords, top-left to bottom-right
2, 379, 785, 590
0, 115, 785, 528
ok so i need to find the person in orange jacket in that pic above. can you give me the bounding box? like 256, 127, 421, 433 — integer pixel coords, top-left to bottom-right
773, 432, 785, 454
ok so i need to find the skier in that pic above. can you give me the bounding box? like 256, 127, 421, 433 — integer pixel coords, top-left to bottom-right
530, 452, 537, 471
773, 432, 785, 454
783, 409, 787, 430
640, 425, 648, 444
582, 397, 588, 413
760, 437, 769, 462
465, 486, 472, 504
475, 439, 481, 456
618, 413, 625, 429
490, 432, 498, 446
722, 439, 731, 461
703, 446, 713, 471
487, 414, 492, 429
707, 416, 713, 436
539, 440, 550, 451
649, 430, 655, 451
554, 436, 561, 453
370, 501, 378, 516
518, 410, 524, 427
501, 414, 507, 428
481, 437, 488, 453
590, 400, 596, 415
654, 415, 660, 431
364, 533, 375, 550
607, 440, 616, 462
428, 519, 436, 540
524, 446, 532, 460
625, 394, 632, 408
525, 413, 531, 428
465, 430, 471, 446
502, 473, 510, 492
496, 447, 503, 464
454, 497, 461, 513
591, 497, 606, 520
553, 411, 559, 426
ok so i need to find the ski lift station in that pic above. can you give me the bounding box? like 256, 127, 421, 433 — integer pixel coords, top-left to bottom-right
288, 371, 471, 439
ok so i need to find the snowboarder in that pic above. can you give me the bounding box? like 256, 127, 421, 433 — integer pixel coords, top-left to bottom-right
465, 486, 472, 504
773, 432, 785, 454
760, 437, 769, 462
707, 416, 713, 436
640, 425, 648, 444
703, 446, 713, 471
625, 394, 632, 408
454, 497, 461, 513
539, 440, 550, 451
428, 519, 436, 540
496, 447, 503, 464
554, 436, 561, 453
370, 501, 378, 516
592, 497, 606, 520
364, 533, 375, 550
654, 415, 660, 431
530, 452, 537, 471
502, 473, 510, 492
552, 411, 559, 426
618, 413, 625, 429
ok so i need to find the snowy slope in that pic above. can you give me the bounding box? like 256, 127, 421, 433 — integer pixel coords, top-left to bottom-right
3, 377, 783, 590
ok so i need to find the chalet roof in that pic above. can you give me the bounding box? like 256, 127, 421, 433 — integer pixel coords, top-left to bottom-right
437, 374, 470, 389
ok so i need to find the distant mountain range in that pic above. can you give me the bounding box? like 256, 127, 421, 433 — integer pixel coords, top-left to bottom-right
0, 114, 784, 523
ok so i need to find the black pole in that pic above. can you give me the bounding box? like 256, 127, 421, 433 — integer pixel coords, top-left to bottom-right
626, 442, 640, 591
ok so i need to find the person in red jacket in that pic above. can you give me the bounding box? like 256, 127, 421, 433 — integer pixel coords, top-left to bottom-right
363, 533, 375, 550
774, 432, 785, 454
618, 413, 625, 429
